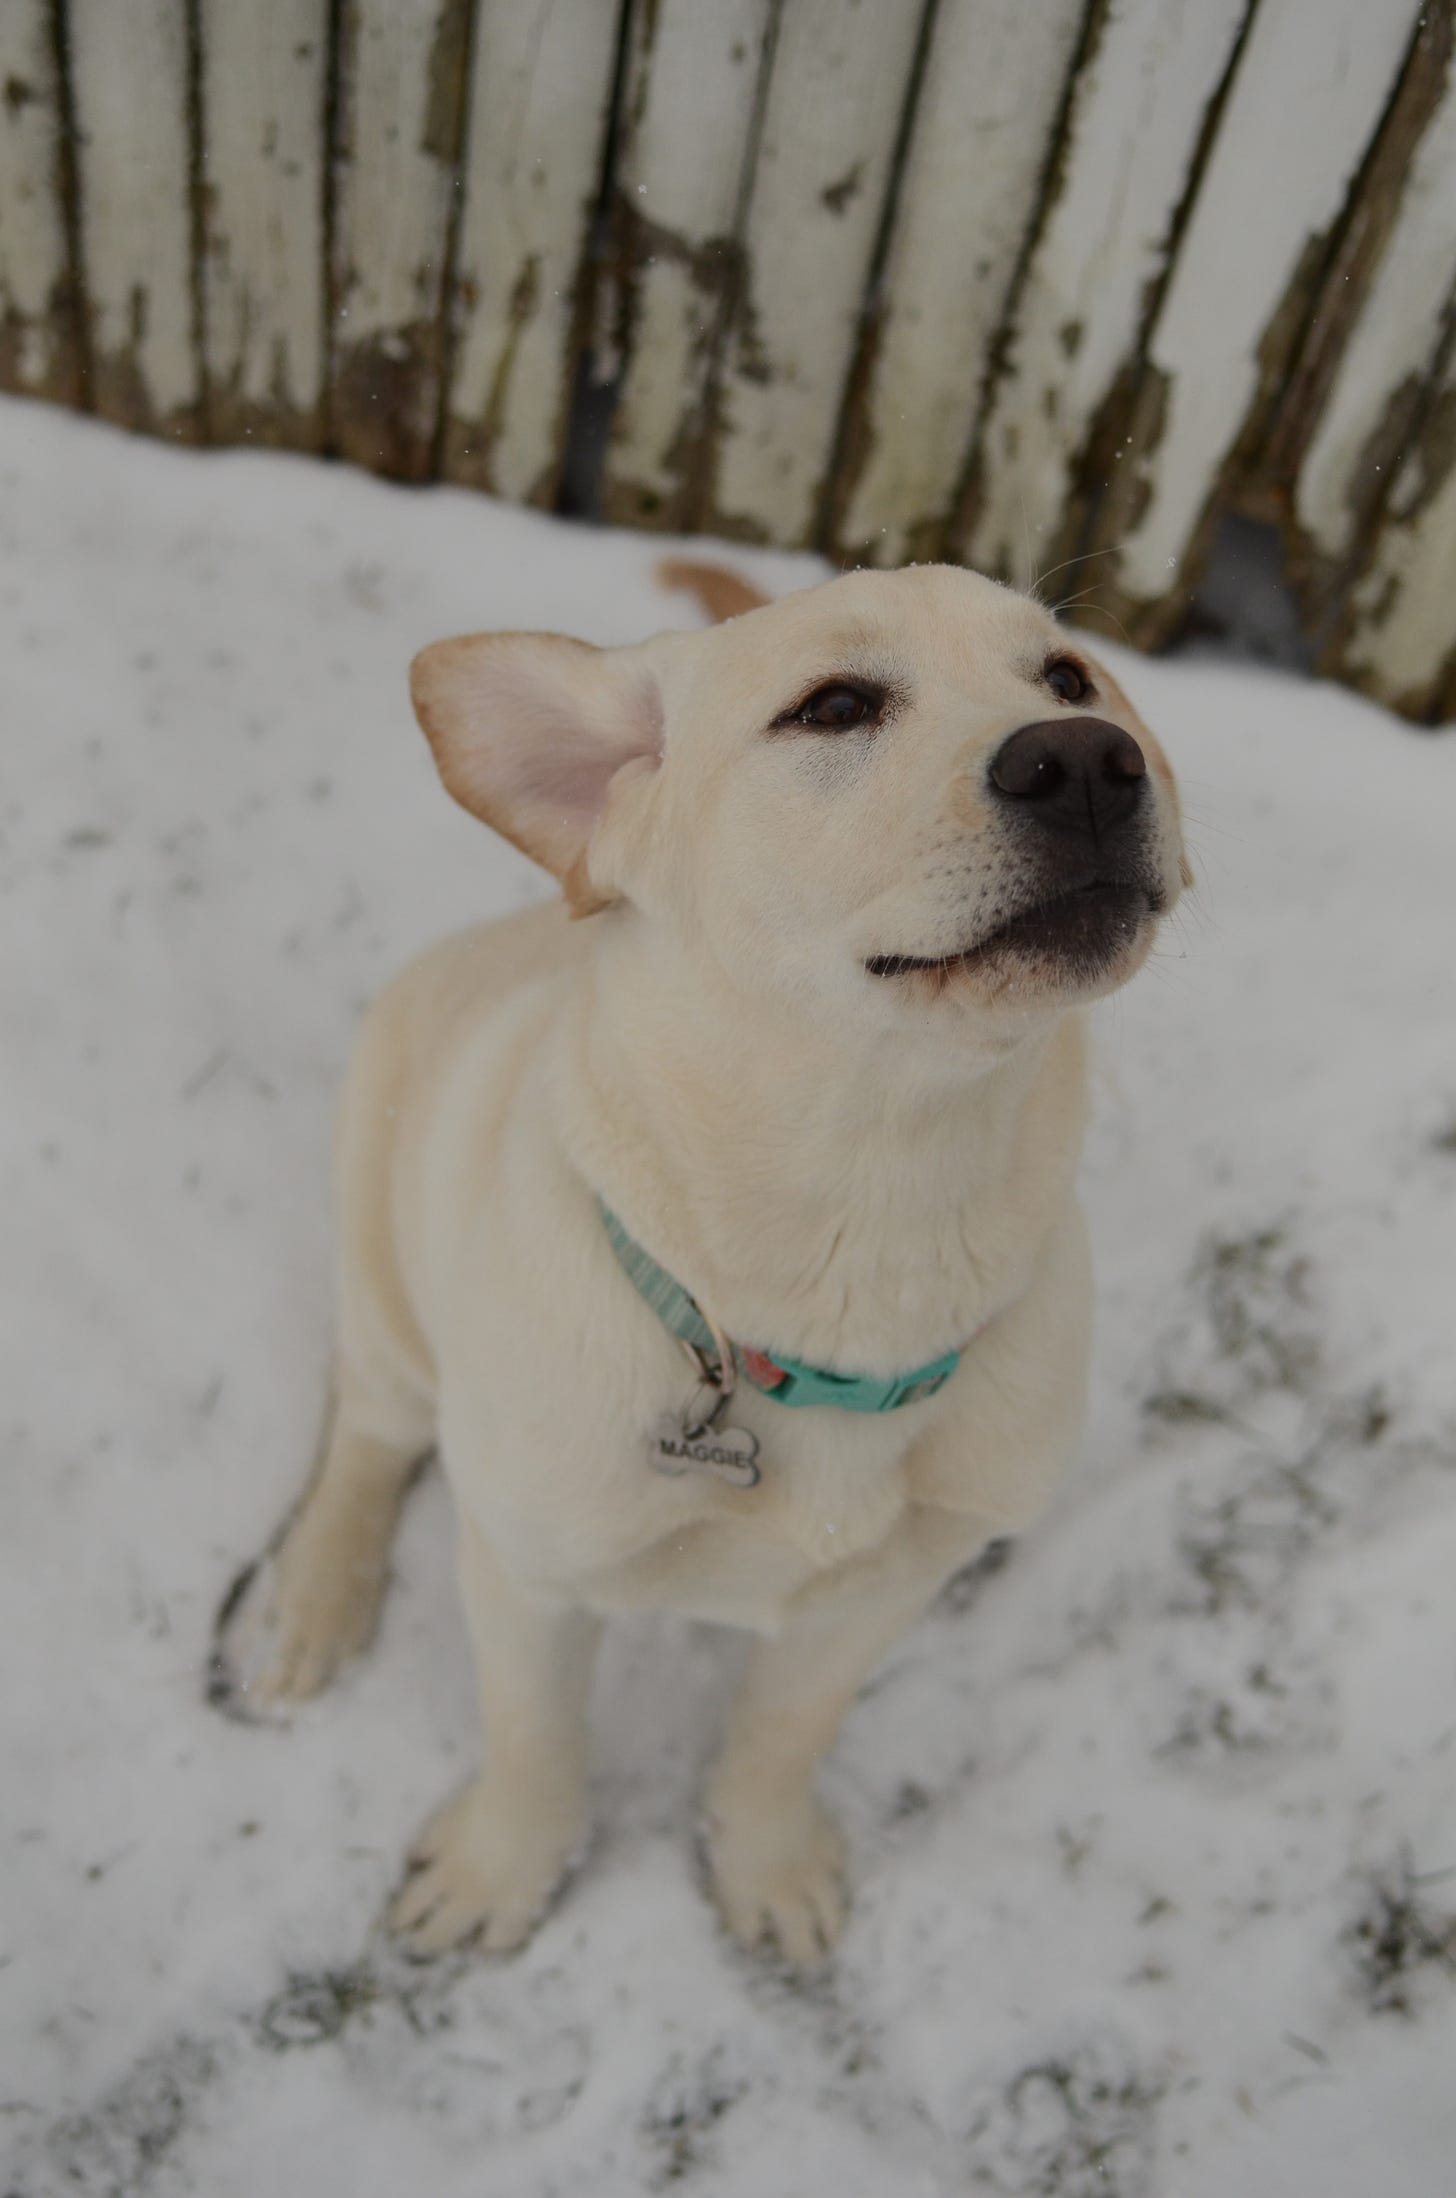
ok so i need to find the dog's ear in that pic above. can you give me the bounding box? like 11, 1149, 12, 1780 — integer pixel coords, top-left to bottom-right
657, 558, 768, 623
409, 632, 663, 916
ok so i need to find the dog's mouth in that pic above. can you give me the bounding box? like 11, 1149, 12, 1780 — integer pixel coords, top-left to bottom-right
866, 879, 1162, 983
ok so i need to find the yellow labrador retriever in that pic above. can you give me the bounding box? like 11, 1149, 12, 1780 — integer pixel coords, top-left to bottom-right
249, 559, 1188, 1965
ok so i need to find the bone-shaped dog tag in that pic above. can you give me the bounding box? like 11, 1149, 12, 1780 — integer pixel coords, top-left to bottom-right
648, 1409, 761, 1489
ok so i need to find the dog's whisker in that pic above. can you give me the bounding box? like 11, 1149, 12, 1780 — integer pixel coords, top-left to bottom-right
1050, 583, 1109, 617
1029, 542, 1128, 599
1057, 598, 1133, 647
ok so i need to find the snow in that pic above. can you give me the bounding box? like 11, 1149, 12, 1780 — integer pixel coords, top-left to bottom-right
2, 392, 1454, 2197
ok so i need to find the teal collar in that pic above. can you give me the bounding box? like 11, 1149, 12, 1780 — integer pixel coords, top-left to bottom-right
600, 1204, 960, 1413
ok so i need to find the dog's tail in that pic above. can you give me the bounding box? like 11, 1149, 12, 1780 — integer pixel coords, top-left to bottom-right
656, 557, 770, 625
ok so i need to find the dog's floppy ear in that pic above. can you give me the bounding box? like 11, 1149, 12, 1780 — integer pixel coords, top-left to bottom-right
409, 632, 663, 916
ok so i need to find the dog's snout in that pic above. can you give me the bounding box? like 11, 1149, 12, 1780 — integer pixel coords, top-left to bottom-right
988, 718, 1147, 838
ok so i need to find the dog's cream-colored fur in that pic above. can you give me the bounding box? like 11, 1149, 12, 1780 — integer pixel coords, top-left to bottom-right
255, 561, 1187, 1965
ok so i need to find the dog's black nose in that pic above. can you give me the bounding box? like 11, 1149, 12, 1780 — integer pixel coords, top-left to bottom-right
989, 718, 1147, 838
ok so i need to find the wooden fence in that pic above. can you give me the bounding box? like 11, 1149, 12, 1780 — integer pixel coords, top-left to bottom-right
2, 0, 1454, 722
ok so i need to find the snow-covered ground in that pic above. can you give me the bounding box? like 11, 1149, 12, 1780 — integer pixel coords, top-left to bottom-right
2, 392, 1454, 2197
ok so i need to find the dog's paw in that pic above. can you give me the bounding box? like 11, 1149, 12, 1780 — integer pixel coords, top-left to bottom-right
247, 1512, 390, 1705
212, 1531, 383, 1714
387, 1776, 584, 1958
707, 1796, 849, 1967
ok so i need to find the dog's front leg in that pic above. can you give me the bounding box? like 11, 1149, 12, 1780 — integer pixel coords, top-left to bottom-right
389, 1516, 600, 1957
705, 1510, 999, 1966
253, 1382, 426, 1704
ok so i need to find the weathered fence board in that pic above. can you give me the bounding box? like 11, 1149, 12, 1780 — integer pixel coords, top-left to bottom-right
198, 0, 329, 448
1285, 15, 1456, 633
596, 0, 777, 532
829, 0, 1085, 568
1075, 0, 1421, 645
1261, 2, 1454, 519
0, 2, 79, 405
331, 0, 473, 479
958, 0, 1251, 595
1320, 323, 1456, 722
705, 0, 925, 548
68, 0, 199, 437
442, 0, 622, 506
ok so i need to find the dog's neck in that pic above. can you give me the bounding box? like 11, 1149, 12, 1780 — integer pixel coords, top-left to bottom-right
555, 920, 1088, 1372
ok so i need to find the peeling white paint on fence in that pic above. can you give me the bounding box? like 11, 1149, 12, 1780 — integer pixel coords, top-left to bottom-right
199, 0, 329, 440
68, 0, 198, 430
0, 3, 72, 397
444, 0, 620, 505
1294, 72, 1456, 571
331, 0, 468, 476
598, 0, 775, 527
1338, 346, 1456, 714
834, 0, 1084, 566
1100, 0, 1419, 609
709, 0, 923, 546
963, 0, 1248, 590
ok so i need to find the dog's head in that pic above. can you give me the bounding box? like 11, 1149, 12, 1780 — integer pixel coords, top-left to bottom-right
410, 564, 1189, 1050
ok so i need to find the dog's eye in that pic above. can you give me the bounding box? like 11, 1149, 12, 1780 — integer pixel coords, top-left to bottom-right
1044, 655, 1091, 704
795, 683, 876, 731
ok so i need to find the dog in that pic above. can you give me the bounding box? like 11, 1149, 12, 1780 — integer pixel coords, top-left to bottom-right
245, 556, 1189, 1965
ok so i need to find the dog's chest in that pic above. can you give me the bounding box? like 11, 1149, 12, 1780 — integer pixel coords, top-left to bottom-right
471, 1393, 916, 1632
577, 1449, 910, 1628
